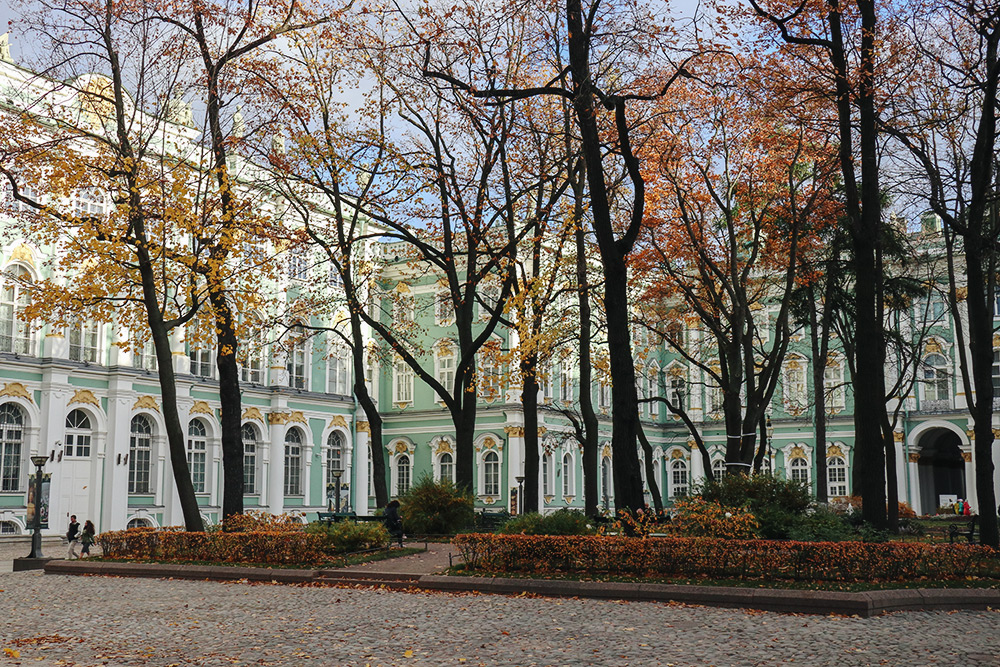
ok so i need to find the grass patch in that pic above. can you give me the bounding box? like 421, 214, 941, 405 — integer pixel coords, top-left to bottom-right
89, 546, 425, 570
445, 565, 1000, 592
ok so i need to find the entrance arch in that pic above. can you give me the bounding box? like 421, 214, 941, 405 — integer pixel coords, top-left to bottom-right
916, 428, 966, 513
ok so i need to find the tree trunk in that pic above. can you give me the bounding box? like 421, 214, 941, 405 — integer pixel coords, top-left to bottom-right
521, 358, 540, 514
143, 285, 203, 532
575, 196, 600, 516
566, 0, 643, 511
808, 287, 829, 502
351, 325, 388, 508
637, 425, 663, 513
208, 290, 244, 523
453, 387, 478, 493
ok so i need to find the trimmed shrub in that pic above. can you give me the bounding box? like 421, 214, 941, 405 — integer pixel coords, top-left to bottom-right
498, 510, 595, 536
97, 528, 328, 565
400, 476, 475, 535
220, 510, 305, 533
453, 533, 1000, 582
306, 520, 389, 553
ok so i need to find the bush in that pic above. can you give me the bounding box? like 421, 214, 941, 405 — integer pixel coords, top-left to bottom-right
453, 533, 1000, 582
306, 520, 389, 553
831, 496, 917, 519
498, 509, 595, 536
786, 505, 854, 542
399, 476, 474, 535
697, 474, 811, 539
668, 498, 760, 539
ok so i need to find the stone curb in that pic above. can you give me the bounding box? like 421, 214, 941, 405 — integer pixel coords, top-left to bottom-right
42, 561, 1000, 617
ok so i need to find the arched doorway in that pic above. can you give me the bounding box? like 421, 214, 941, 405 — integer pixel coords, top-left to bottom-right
917, 429, 966, 514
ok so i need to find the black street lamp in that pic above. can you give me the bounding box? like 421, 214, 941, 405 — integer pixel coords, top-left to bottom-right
332, 469, 343, 514
27, 455, 48, 559
515, 476, 524, 515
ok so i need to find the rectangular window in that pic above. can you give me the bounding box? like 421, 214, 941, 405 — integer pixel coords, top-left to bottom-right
394, 360, 413, 404
288, 246, 309, 281
287, 340, 308, 390
189, 347, 213, 378
542, 454, 552, 496
68, 320, 100, 363
73, 187, 106, 217
240, 345, 265, 384
328, 349, 351, 395
284, 445, 301, 495
244, 442, 256, 494
132, 338, 157, 371
436, 353, 455, 398
0, 422, 21, 492
435, 290, 454, 325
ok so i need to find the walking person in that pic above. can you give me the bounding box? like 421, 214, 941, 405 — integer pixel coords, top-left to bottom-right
385, 500, 404, 548
79, 520, 96, 558
66, 515, 80, 559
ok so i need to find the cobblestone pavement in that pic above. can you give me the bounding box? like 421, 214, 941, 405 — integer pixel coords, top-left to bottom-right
1, 571, 999, 667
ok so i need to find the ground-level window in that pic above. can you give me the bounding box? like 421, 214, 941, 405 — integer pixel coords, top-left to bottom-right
712, 458, 724, 482
242, 423, 258, 494
670, 459, 688, 498
284, 429, 303, 495
129, 415, 152, 494
439, 452, 454, 484
828, 456, 848, 497
562, 453, 574, 496
0, 403, 23, 493
127, 517, 152, 529
483, 451, 500, 496
0, 520, 18, 534
187, 420, 207, 493
790, 457, 810, 486
396, 454, 411, 496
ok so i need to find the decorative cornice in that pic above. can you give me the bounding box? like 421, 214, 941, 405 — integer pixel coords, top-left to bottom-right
670, 449, 685, 460
827, 444, 844, 459
329, 415, 348, 429
0, 382, 33, 403
68, 389, 100, 409
242, 407, 265, 423
132, 395, 159, 413
476, 436, 499, 452
788, 445, 807, 461
433, 438, 454, 456
504, 425, 524, 437
268, 410, 307, 426
190, 400, 213, 416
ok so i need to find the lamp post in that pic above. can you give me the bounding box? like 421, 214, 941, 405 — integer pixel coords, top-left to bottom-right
515, 476, 524, 515
332, 469, 343, 514
27, 455, 48, 559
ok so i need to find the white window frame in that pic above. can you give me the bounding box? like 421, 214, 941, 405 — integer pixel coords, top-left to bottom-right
64, 409, 92, 458
128, 414, 153, 494
669, 458, 689, 498
286, 336, 308, 390
187, 419, 208, 493
435, 288, 455, 326
824, 362, 846, 410
542, 450, 554, 498
283, 428, 304, 496
68, 320, 100, 363
435, 343, 456, 402
189, 347, 213, 378
437, 451, 455, 485
562, 452, 575, 497
242, 422, 258, 494
0, 403, 25, 492
482, 450, 500, 497
132, 337, 157, 371
393, 359, 413, 405
327, 346, 351, 395
922, 353, 951, 403
394, 453, 412, 497
1, 265, 34, 356
828, 455, 848, 497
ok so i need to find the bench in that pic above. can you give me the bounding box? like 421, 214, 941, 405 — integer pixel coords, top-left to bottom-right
473, 509, 510, 532
949, 517, 978, 544
316, 512, 386, 526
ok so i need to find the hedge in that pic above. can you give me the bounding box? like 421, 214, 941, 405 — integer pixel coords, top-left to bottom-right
99, 527, 330, 565
453, 534, 1000, 582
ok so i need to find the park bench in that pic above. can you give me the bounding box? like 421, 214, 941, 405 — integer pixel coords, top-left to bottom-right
473, 509, 510, 532
948, 517, 978, 544
316, 512, 387, 526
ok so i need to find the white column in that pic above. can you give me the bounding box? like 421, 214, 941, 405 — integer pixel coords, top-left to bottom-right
965, 446, 978, 513
505, 424, 524, 514
268, 418, 285, 515
906, 454, 921, 515
354, 420, 371, 516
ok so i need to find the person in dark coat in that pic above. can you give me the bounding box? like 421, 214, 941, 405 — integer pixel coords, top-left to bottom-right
385, 500, 404, 548
80, 520, 96, 557
66, 515, 80, 559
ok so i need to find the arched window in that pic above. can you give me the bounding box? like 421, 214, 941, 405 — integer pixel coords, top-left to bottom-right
284, 429, 302, 495
601, 457, 611, 503
923, 353, 951, 402
187, 420, 207, 493
1, 265, 34, 355
242, 423, 258, 494
562, 453, 574, 496
327, 431, 345, 488
396, 454, 411, 496
0, 520, 19, 534
670, 458, 688, 498
439, 452, 454, 484
790, 457, 810, 486
64, 409, 92, 458
712, 458, 725, 482
828, 455, 848, 497
127, 517, 152, 529
483, 451, 500, 496
129, 415, 152, 493
0, 403, 24, 492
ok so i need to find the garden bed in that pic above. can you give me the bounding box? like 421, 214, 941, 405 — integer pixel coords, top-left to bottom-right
87, 546, 424, 570
454, 533, 1000, 584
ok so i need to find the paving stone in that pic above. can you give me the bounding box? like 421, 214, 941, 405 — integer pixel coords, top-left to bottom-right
2, 568, 1000, 666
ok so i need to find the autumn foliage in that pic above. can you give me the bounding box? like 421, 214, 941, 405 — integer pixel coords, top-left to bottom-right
453, 534, 1000, 583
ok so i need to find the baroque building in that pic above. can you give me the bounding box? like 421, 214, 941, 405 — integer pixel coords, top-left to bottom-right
1, 39, 998, 539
